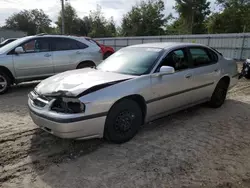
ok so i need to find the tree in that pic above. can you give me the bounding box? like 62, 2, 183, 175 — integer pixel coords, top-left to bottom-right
121, 0, 166, 36
5, 9, 51, 35
106, 17, 117, 37
80, 16, 93, 36
56, 3, 79, 35
173, 0, 211, 34
206, 0, 250, 33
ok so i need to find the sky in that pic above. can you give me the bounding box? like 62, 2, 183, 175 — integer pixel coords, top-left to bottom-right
0, 0, 217, 27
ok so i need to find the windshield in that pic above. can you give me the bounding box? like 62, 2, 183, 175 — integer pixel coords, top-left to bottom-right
0, 36, 31, 54
97, 47, 162, 75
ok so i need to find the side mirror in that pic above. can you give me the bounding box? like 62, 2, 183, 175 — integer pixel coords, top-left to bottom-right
159, 66, 175, 74
15, 47, 24, 54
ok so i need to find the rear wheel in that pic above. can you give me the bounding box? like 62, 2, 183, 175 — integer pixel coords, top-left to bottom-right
209, 79, 229, 108
77, 62, 95, 69
104, 99, 142, 144
0, 71, 11, 94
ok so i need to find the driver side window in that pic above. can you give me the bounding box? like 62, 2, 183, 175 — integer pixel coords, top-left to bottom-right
22, 39, 50, 53
158, 48, 189, 72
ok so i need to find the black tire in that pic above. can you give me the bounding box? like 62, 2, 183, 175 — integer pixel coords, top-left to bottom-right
103, 52, 113, 60
104, 99, 142, 144
0, 71, 11, 95
77, 62, 95, 69
244, 71, 250, 79
209, 80, 229, 108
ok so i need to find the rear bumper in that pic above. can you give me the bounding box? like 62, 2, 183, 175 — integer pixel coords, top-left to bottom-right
28, 99, 106, 139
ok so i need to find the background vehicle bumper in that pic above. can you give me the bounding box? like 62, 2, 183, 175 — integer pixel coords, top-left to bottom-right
28, 101, 106, 139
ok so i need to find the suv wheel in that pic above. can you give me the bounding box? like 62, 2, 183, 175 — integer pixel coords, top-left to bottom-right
0, 71, 11, 94
77, 62, 95, 69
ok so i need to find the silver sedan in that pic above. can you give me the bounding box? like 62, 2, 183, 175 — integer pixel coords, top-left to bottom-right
28, 42, 238, 143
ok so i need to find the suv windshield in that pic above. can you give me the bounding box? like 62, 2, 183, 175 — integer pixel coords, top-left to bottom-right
0, 36, 31, 54
97, 47, 162, 75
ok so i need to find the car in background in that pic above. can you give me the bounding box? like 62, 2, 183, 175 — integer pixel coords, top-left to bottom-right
84, 37, 115, 59
28, 42, 238, 143
0, 38, 17, 48
0, 34, 103, 94
239, 58, 250, 79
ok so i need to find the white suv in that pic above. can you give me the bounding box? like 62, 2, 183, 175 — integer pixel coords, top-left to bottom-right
0, 34, 103, 94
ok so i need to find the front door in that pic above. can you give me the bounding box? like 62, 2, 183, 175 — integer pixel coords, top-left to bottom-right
147, 48, 195, 120
13, 38, 53, 80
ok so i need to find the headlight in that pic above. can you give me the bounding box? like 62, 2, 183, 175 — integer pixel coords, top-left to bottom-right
51, 97, 85, 114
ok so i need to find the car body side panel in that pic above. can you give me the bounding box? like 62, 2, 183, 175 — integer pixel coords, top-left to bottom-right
52, 49, 80, 73
0, 54, 15, 77
146, 70, 195, 121
78, 75, 152, 118
188, 63, 220, 101
13, 52, 54, 79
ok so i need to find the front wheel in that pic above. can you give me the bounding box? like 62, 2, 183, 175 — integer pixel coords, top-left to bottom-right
209, 80, 229, 108
104, 99, 142, 144
0, 71, 11, 94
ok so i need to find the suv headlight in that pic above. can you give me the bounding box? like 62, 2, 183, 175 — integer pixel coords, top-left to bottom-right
51, 97, 85, 114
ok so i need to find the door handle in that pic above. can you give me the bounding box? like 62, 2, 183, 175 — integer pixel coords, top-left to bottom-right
214, 69, 219, 72
44, 53, 51, 57
185, 74, 192, 79
76, 51, 81, 54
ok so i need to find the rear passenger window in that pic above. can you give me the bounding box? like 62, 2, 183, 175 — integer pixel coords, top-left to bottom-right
53, 38, 87, 51
76, 41, 88, 49
189, 48, 214, 67
207, 49, 218, 62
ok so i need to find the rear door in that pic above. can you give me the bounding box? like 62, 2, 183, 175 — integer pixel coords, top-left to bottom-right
187, 47, 220, 102
51, 37, 88, 73
13, 38, 53, 79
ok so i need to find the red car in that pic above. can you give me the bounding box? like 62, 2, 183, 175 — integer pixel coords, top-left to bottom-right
84, 37, 115, 59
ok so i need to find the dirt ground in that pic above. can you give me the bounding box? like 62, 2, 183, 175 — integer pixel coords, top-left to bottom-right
0, 68, 250, 188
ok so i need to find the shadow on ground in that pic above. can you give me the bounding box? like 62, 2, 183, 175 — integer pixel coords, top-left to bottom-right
27, 99, 250, 188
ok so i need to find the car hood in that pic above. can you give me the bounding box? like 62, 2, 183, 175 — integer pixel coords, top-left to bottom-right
35, 68, 136, 97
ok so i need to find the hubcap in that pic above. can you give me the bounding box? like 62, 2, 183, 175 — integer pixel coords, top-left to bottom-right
114, 110, 135, 134
0, 75, 7, 92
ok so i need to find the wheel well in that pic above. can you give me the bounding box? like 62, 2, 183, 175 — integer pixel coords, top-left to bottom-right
105, 51, 113, 55
219, 76, 230, 87
113, 95, 147, 124
0, 66, 15, 84
77, 61, 95, 68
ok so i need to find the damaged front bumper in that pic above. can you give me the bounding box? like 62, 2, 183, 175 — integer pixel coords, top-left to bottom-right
28, 92, 106, 140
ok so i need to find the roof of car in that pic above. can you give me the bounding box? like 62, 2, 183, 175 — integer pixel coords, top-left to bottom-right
128, 42, 207, 49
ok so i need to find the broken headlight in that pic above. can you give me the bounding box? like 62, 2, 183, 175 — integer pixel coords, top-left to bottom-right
51, 97, 85, 114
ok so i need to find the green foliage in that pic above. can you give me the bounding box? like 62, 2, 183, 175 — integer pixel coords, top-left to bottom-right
121, 0, 166, 36
3, 0, 250, 37
5, 9, 52, 35
206, 0, 250, 33
173, 0, 211, 34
